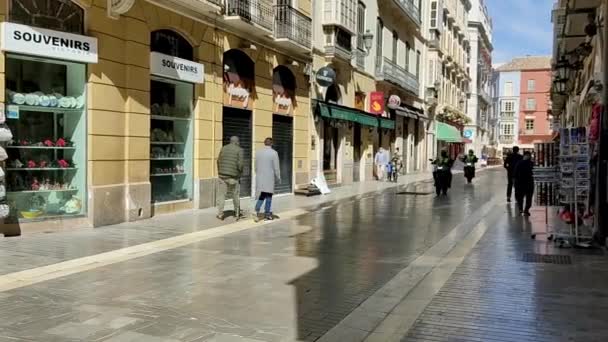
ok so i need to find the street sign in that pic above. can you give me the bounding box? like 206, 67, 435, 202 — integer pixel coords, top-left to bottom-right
315, 67, 336, 87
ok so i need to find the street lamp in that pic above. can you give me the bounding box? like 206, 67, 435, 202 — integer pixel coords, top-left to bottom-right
353, 30, 374, 59
555, 57, 570, 80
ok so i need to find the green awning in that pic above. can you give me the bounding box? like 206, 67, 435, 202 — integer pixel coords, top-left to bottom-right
380, 118, 395, 129
437, 122, 463, 143
317, 102, 378, 127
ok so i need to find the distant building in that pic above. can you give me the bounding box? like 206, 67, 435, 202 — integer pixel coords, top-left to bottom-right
494, 56, 553, 156
466, 0, 493, 156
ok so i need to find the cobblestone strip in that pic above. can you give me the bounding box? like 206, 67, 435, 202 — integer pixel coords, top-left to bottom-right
316, 197, 504, 342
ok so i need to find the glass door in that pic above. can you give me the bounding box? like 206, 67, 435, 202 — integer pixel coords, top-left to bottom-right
149, 78, 193, 203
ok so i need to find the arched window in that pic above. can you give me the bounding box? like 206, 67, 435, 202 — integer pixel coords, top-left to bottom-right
151, 30, 193, 60
9, 0, 84, 34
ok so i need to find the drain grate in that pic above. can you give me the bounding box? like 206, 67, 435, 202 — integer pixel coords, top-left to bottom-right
396, 191, 434, 195
522, 253, 572, 264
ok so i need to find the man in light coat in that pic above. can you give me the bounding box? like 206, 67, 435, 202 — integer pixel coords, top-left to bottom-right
374, 147, 389, 181
253, 137, 281, 221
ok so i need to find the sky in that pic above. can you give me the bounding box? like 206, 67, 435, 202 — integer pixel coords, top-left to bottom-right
486, 0, 555, 65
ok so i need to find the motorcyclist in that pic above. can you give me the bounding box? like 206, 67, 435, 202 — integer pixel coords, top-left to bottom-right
389, 148, 403, 182
431, 150, 454, 196
461, 150, 478, 183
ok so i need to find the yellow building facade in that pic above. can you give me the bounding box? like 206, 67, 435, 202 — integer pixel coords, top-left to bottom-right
0, 0, 312, 235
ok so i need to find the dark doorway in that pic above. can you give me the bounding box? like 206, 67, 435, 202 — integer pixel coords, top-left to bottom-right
222, 107, 253, 198
353, 123, 362, 182
272, 115, 293, 194
322, 121, 339, 183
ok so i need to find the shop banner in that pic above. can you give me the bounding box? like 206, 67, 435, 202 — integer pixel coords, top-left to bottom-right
0, 22, 98, 63
369, 91, 384, 115
150, 52, 204, 84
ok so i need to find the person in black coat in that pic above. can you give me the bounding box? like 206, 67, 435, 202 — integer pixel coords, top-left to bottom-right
514, 151, 534, 216
504, 146, 523, 202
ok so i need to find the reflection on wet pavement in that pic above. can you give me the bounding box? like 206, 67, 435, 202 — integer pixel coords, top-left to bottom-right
0, 170, 503, 341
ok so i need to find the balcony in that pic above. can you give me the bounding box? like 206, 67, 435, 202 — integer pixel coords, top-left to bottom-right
428, 39, 440, 50
478, 87, 491, 104
323, 26, 353, 61
147, 0, 223, 18
500, 112, 515, 121
274, 4, 311, 53
322, 0, 356, 34
376, 57, 419, 96
386, 0, 421, 28
225, 0, 274, 36
499, 135, 515, 144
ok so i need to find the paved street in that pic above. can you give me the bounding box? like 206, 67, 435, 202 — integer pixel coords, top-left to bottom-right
1, 169, 607, 342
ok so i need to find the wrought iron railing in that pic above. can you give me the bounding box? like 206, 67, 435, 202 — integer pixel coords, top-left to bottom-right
377, 57, 419, 96
499, 135, 514, 144
274, 4, 312, 48
392, 0, 421, 26
226, 0, 274, 31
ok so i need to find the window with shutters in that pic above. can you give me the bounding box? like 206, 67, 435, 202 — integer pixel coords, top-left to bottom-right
527, 79, 536, 91
430, 1, 438, 28
526, 98, 536, 110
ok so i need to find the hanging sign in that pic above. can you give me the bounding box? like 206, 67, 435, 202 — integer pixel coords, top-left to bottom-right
369, 92, 385, 115
150, 52, 204, 84
354, 92, 365, 111
0, 23, 98, 63
315, 67, 336, 87
463, 129, 473, 139
387, 95, 401, 109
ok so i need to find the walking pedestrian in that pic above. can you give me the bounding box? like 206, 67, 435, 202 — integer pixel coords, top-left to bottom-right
514, 151, 534, 216
216, 136, 244, 220
253, 137, 281, 222
374, 147, 389, 181
503, 146, 523, 203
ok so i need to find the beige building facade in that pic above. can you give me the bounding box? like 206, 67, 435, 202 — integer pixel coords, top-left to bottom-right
0, 0, 312, 235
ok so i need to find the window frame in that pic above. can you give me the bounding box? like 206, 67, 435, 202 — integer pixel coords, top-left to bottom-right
527, 79, 536, 91
525, 119, 535, 131
526, 98, 536, 110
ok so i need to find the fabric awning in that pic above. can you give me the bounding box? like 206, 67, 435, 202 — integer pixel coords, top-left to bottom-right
437, 122, 463, 143
317, 102, 378, 127
380, 118, 395, 129
393, 107, 418, 119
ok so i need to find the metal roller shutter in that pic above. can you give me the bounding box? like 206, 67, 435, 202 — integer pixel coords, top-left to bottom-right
272, 115, 293, 194
222, 108, 252, 198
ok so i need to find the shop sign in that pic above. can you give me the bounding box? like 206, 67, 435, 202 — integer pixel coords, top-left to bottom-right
354, 92, 365, 111
315, 67, 336, 87
150, 52, 204, 84
369, 92, 384, 115
223, 69, 253, 110
0, 23, 98, 63
463, 129, 473, 139
387, 95, 401, 109
273, 89, 294, 115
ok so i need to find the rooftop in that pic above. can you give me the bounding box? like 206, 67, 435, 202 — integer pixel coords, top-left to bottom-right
496, 56, 552, 71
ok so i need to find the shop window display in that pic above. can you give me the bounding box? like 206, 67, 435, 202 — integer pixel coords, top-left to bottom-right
4, 55, 86, 221
150, 78, 193, 203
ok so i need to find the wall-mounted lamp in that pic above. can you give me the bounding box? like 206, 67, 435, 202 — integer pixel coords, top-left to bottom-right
352, 30, 374, 59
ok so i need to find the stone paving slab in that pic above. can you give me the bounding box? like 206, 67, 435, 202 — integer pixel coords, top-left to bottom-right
0, 173, 434, 275
400, 206, 608, 342
0, 170, 502, 341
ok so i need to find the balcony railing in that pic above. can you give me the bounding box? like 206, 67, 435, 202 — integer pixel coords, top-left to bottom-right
324, 43, 352, 61
274, 4, 311, 48
392, 0, 421, 27
377, 57, 419, 96
207, 0, 223, 6
226, 0, 274, 32
499, 135, 514, 144
500, 112, 515, 120
478, 87, 491, 104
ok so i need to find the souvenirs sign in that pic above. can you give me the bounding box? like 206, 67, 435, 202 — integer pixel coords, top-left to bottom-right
1, 22, 98, 63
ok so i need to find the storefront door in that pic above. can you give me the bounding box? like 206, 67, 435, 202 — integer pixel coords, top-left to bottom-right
353, 123, 362, 182
322, 120, 339, 183
272, 115, 293, 194
223, 107, 253, 197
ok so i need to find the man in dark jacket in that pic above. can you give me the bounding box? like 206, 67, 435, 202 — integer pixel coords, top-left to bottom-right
216, 136, 244, 220
514, 151, 534, 216
504, 146, 523, 202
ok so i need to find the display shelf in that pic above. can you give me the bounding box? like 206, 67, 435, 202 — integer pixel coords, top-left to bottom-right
150, 141, 185, 145
7, 189, 78, 194
6, 167, 77, 171
150, 157, 185, 161
150, 172, 186, 177
6, 146, 76, 150
10, 105, 83, 114
151, 115, 191, 121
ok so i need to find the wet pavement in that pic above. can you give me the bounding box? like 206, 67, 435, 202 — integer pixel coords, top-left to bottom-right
5, 168, 600, 342
400, 203, 608, 342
